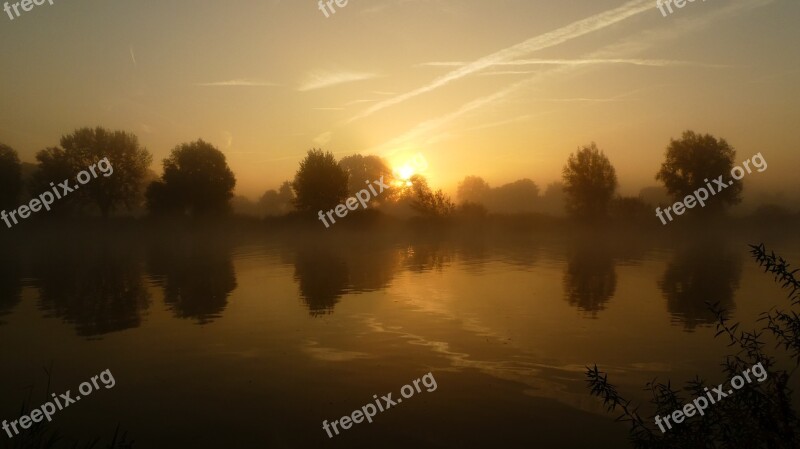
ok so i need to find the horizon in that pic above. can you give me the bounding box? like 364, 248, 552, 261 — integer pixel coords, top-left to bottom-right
1, 0, 798, 200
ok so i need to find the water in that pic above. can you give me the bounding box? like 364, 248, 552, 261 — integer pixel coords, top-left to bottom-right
0, 226, 797, 448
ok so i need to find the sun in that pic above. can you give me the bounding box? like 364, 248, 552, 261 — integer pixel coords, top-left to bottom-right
392, 153, 429, 187
396, 164, 415, 180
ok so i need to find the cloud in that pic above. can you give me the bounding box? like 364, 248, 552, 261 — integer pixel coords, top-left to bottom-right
129, 46, 137, 67
422, 58, 731, 69
343, 99, 377, 106
348, 0, 653, 123
367, 0, 775, 156
194, 79, 277, 87
313, 131, 333, 146
297, 70, 378, 92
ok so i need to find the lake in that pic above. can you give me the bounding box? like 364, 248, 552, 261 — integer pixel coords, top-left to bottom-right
0, 224, 797, 448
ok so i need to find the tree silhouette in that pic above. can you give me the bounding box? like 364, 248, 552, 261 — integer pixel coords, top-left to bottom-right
656, 130, 742, 214
491, 178, 540, 213
292, 149, 348, 213
409, 174, 456, 217
146, 139, 236, 217
540, 182, 566, 216
562, 143, 618, 220
0, 143, 21, 212
456, 176, 540, 213
338, 154, 394, 202
259, 181, 295, 216
456, 176, 491, 205
31, 127, 152, 217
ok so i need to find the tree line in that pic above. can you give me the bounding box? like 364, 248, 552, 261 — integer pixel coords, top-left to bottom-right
0, 127, 751, 223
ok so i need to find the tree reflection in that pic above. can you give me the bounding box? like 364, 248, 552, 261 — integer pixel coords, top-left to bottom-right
402, 241, 453, 273
293, 246, 349, 316
289, 236, 404, 316
563, 240, 617, 316
148, 237, 237, 324
33, 241, 150, 337
659, 238, 741, 331
0, 243, 22, 324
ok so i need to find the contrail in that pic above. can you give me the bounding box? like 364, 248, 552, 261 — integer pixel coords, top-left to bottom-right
347, 0, 652, 123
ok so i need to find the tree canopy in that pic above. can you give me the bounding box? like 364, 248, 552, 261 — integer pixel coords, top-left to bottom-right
260, 181, 295, 217
338, 154, 394, 201
292, 149, 348, 213
31, 127, 152, 217
562, 143, 618, 220
146, 139, 236, 217
656, 130, 742, 213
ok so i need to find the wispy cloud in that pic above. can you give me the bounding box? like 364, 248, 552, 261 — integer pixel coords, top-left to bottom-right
348, 0, 653, 123
129, 46, 137, 67
343, 99, 377, 106
297, 70, 378, 92
194, 79, 277, 87
422, 58, 731, 69
313, 131, 333, 146
370, 0, 773, 156
371, 77, 534, 156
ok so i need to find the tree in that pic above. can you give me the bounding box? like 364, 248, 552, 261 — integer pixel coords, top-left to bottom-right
338, 154, 394, 202
656, 131, 742, 214
540, 182, 566, 216
259, 181, 295, 216
456, 176, 491, 205
31, 127, 152, 217
562, 143, 618, 220
409, 174, 456, 217
492, 178, 540, 213
0, 144, 22, 211
146, 140, 236, 217
292, 149, 348, 213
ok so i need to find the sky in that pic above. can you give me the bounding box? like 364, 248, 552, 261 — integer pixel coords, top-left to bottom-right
0, 0, 798, 199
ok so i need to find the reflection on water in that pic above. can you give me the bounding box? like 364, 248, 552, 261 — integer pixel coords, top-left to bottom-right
659, 238, 741, 331
0, 244, 21, 324
293, 245, 349, 316
32, 238, 150, 337
148, 236, 237, 324
0, 229, 787, 448
0, 231, 755, 335
563, 240, 617, 316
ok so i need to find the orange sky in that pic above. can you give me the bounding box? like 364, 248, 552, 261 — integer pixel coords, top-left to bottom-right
0, 0, 798, 199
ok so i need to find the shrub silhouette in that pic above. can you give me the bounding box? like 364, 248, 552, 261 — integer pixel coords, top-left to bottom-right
586, 243, 800, 448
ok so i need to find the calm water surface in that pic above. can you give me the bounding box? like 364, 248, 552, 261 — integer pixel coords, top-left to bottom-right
0, 228, 797, 448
